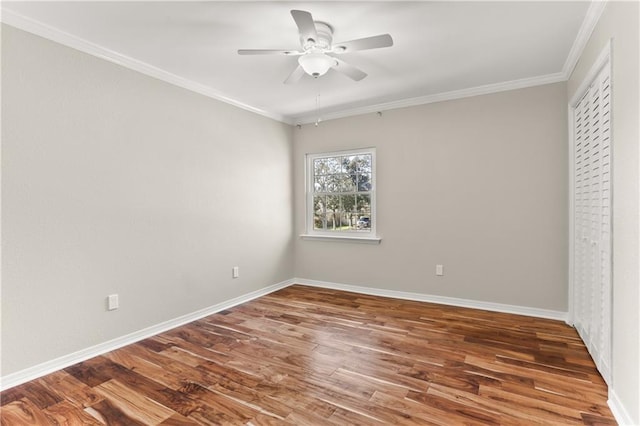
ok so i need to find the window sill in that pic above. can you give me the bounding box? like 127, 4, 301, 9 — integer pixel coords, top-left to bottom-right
300, 234, 382, 244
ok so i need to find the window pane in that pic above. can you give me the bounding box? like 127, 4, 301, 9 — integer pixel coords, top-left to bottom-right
341, 156, 355, 173
342, 156, 372, 193
325, 175, 340, 192
314, 158, 328, 176
357, 155, 372, 173
357, 173, 372, 191
314, 176, 328, 192
318, 174, 355, 193
344, 155, 371, 172
356, 194, 372, 232
313, 195, 327, 230
342, 194, 357, 230
325, 195, 341, 230
357, 194, 371, 212
342, 156, 358, 186
337, 174, 355, 192
326, 157, 341, 174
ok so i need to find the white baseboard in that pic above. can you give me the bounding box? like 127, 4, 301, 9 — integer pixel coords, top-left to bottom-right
0, 277, 574, 391
294, 278, 568, 322
0, 279, 295, 391
608, 389, 637, 426
4, 277, 632, 421
296, 279, 640, 424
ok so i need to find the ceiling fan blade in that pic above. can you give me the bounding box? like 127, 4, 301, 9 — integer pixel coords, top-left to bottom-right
284, 65, 306, 85
291, 10, 318, 45
332, 58, 367, 81
238, 49, 301, 56
332, 34, 393, 53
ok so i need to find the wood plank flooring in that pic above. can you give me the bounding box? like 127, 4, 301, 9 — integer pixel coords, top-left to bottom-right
1, 285, 617, 425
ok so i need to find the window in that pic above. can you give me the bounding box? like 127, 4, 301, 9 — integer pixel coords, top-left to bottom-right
304, 148, 379, 243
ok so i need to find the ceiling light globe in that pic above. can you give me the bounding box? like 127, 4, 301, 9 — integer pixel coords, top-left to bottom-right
298, 52, 335, 77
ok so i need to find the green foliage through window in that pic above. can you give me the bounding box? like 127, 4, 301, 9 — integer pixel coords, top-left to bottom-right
309, 151, 374, 233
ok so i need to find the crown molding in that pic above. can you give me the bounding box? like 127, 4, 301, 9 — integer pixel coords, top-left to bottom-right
2, 1, 606, 127
562, 0, 608, 79
293, 71, 566, 125
294, 0, 606, 125
0, 9, 293, 125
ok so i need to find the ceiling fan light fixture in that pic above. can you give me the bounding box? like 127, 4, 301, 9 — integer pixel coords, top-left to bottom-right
298, 52, 335, 77
239, 10, 392, 83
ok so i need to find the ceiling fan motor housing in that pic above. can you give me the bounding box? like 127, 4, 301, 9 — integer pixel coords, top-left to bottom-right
302, 21, 333, 51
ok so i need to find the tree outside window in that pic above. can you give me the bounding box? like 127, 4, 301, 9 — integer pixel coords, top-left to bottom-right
307, 149, 375, 235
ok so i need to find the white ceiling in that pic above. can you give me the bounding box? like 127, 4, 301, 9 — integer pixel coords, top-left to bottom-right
2, 1, 595, 124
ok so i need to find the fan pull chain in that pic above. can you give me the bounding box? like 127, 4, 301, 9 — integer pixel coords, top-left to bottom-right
315, 94, 322, 127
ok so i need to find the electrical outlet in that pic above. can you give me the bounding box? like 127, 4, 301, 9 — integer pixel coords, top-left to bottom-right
232, 266, 239, 278
436, 264, 444, 276
107, 294, 119, 311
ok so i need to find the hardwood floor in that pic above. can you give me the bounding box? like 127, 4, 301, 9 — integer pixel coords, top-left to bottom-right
1, 285, 616, 425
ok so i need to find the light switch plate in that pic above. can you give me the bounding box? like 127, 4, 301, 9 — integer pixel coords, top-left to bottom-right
108, 294, 119, 310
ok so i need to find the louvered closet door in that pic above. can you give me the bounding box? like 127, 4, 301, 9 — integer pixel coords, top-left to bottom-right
572, 63, 612, 384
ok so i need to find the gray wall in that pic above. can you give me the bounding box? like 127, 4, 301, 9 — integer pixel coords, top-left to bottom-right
568, 2, 640, 422
4, 7, 637, 420
294, 82, 569, 311
1, 25, 295, 375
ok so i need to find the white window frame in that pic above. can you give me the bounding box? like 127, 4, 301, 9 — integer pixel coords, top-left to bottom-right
301, 147, 381, 244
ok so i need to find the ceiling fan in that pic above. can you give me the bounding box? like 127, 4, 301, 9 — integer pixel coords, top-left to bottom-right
238, 10, 393, 84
